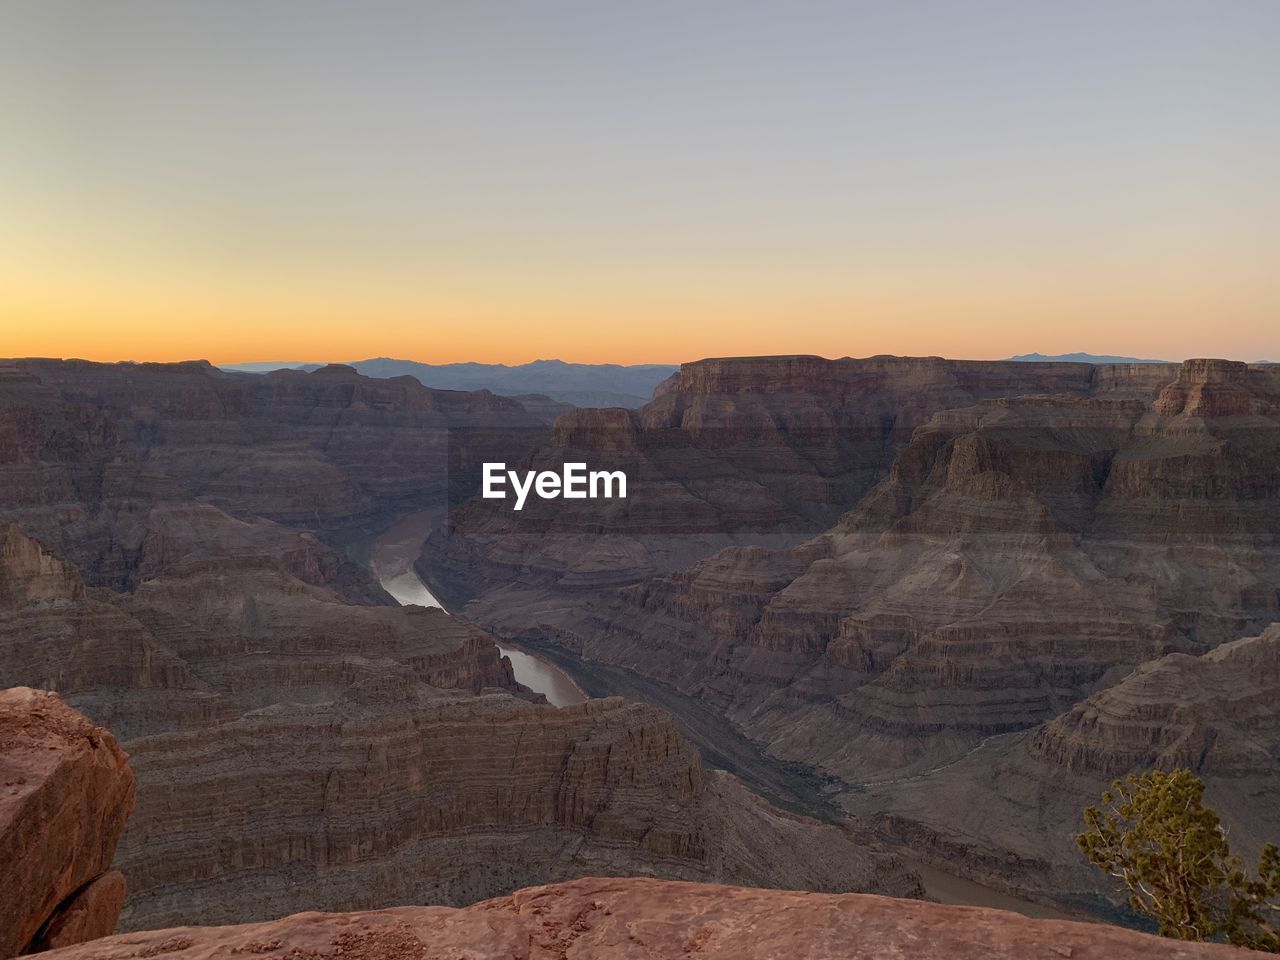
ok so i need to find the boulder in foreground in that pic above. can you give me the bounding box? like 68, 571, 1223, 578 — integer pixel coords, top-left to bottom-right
0, 688, 135, 957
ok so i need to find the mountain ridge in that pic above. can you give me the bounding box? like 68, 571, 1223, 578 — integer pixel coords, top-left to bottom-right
1007, 351, 1172, 363
219, 358, 678, 408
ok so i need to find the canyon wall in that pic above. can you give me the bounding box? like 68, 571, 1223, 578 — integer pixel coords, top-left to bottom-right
0, 358, 916, 931
117, 694, 914, 928
425, 355, 1280, 909
4, 684, 1253, 959
0, 358, 546, 590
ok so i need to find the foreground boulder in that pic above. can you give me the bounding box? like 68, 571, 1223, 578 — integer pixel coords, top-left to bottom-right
41, 876, 1259, 959
0, 688, 136, 957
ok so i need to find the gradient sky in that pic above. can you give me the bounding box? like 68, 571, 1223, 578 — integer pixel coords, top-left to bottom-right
2, 1, 1277, 364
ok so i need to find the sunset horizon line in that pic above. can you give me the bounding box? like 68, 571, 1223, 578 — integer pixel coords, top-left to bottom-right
7, 349, 1277, 369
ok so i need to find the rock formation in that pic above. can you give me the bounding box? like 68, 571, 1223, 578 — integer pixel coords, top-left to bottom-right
843, 623, 1280, 913
0, 358, 547, 589
0, 514, 910, 931
9, 354, 1280, 924
1031, 623, 1280, 777
0, 358, 917, 931
115, 695, 915, 928
423, 355, 1280, 910
422, 355, 1179, 603
0, 687, 135, 957
38, 877, 1260, 960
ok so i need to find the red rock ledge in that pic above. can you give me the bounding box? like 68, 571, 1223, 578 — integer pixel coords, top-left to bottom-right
43, 876, 1260, 959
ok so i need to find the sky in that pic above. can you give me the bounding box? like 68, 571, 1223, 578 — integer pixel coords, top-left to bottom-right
1, 0, 1277, 365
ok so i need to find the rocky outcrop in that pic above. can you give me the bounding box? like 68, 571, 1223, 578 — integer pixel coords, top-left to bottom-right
26, 873, 128, 955
0, 524, 85, 606
0, 688, 135, 957
1031, 624, 1280, 776
40, 877, 1260, 960
843, 625, 1280, 912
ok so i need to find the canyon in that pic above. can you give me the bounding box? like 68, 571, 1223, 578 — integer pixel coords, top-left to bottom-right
3, 690, 1252, 959
421, 354, 1280, 915
3, 353, 1278, 947
0, 358, 917, 936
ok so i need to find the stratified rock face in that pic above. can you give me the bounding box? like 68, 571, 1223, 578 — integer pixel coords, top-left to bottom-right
843, 624, 1280, 911
0, 524, 85, 607
436, 356, 1280, 777
1031, 624, 1280, 776
0, 688, 135, 957
0, 518, 514, 743
0, 358, 546, 591
422, 355, 1176, 601
426, 356, 1280, 907
116, 695, 915, 929
39, 877, 1257, 960
0, 356, 915, 934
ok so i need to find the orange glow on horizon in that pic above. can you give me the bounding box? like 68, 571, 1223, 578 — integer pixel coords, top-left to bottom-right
4, 267, 1277, 366
3, 2, 1276, 368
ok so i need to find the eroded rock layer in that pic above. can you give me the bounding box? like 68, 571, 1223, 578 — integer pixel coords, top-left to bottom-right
424, 355, 1280, 908
0, 358, 546, 591
0, 358, 916, 931
845, 624, 1280, 912
118, 695, 915, 928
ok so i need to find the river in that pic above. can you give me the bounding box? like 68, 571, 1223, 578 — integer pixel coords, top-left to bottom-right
370, 510, 588, 707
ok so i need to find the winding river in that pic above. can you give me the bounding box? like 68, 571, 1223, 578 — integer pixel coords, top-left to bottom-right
370, 510, 1071, 919
370, 510, 587, 707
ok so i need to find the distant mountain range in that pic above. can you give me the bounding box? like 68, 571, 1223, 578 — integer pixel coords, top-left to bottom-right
220, 358, 679, 408
1008, 352, 1275, 365
1006, 352, 1171, 364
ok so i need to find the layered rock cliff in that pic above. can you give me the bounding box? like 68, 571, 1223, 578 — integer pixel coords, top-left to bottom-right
1, 513, 915, 931
1030, 623, 1280, 777
40, 877, 1261, 960
0, 358, 918, 930
2, 687, 1252, 959
421, 355, 1179, 603
116, 694, 915, 928
844, 622, 1280, 912
0, 358, 546, 590
423, 355, 1280, 909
